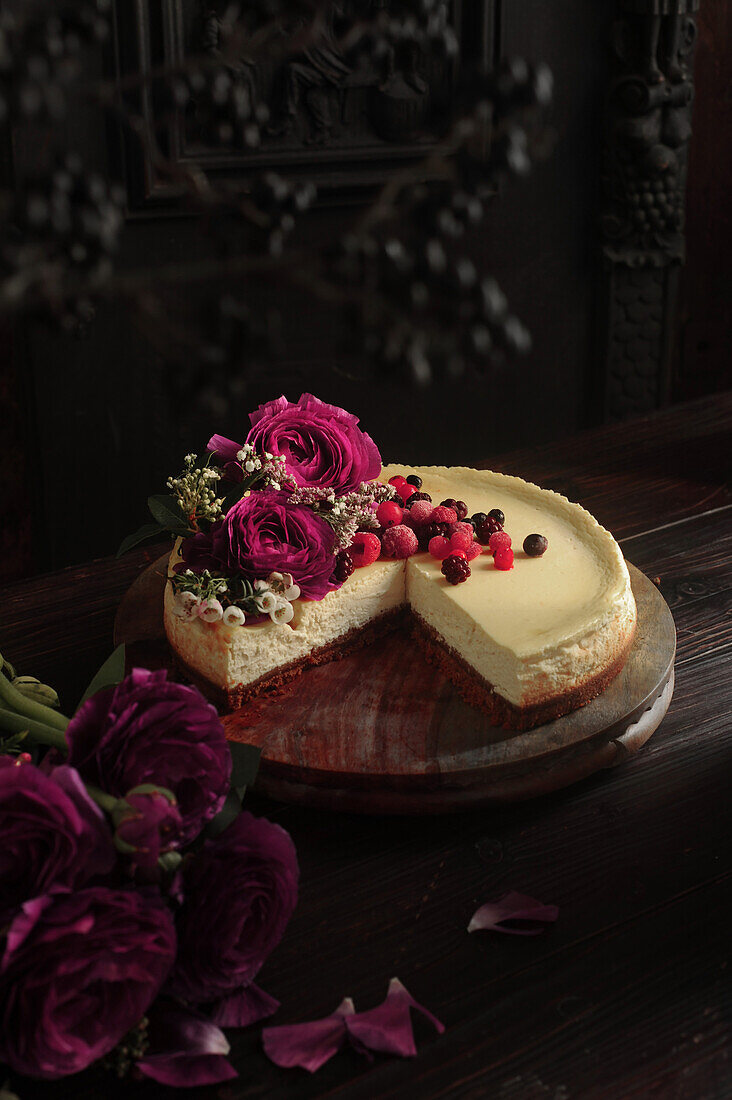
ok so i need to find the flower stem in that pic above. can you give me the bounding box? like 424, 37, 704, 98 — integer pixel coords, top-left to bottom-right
0, 655, 69, 732
0, 707, 68, 750
84, 783, 120, 815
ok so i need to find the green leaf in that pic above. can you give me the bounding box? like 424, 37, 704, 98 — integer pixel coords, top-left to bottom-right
77, 644, 126, 709
203, 788, 242, 839
221, 482, 247, 514
117, 522, 168, 558
148, 494, 189, 532
228, 741, 262, 792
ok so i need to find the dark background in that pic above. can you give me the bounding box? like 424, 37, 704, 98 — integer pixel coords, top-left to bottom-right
1, 1, 730, 583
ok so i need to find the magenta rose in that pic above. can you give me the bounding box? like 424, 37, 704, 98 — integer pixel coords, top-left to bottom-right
0, 887, 176, 1079
0, 760, 115, 927
181, 490, 338, 600
233, 393, 380, 494
168, 812, 298, 1026
66, 669, 231, 844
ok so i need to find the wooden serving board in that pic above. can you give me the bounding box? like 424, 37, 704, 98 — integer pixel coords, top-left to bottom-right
115, 558, 676, 814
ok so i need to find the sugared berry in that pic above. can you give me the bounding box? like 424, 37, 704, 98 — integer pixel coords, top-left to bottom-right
350, 531, 381, 567
493, 547, 514, 570
476, 515, 503, 544
488, 531, 512, 555
428, 535, 452, 559
333, 550, 355, 583
376, 500, 404, 528
382, 523, 419, 559
446, 520, 474, 538
464, 543, 483, 561
405, 491, 432, 506
408, 499, 435, 526
441, 554, 471, 584
406, 474, 423, 488
449, 527, 474, 552
431, 505, 458, 525
523, 533, 548, 557
489, 508, 505, 525
440, 497, 459, 512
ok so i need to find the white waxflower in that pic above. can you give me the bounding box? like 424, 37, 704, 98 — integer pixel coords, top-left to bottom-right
267, 572, 285, 587
270, 599, 294, 625
284, 583, 300, 601
256, 591, 278, 613
223, 605, 246, 626
172, 591, 200, 619
254, 579, 269, 593
198, 598, 224, 623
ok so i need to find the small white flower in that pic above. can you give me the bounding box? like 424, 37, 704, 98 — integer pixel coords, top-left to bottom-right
245, 460, 256, 473
269, 481, 280, 491
198, 598, 224, 623
203, 468, 219, 480
172, 591, 200, 619
284, 583, 300, 601
223, 605, 246, 626
254, 579, 269, 593
256, 591, 278, 613
264, 451, 273, 460
270, 600, 294, 625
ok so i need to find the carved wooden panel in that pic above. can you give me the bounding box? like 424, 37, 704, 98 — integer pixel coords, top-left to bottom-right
114, 0, 480, 209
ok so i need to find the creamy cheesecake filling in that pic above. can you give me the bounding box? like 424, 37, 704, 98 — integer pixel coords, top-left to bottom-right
164, 464, 636, 715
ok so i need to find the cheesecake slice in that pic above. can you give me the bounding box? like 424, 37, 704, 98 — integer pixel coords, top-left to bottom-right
164, 465, 636, 729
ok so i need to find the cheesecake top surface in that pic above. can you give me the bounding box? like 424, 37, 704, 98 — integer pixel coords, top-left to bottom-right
383, 464, 634, 661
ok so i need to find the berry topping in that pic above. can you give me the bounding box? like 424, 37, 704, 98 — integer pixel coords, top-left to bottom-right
440, 497, 459, 512
333, 550, 355, 583
406, 474, 423, 488
381, 523, 419, 559
464, 543, 483, 561
396, 484, 416, 504
376, 500, 404, 528
388, 475, 407, 488
493, 547, 514, 571
405, 491, 432, 506
523, 533, 548, 557
408, 499, 435, 526
350, 532, 381, 568
476, 515, 503, 544
431, 505, 458, 525
470, 511, 487, 530
439, 498, 469, 521
446, 520, 474, 538
419, 521, 447, 550
441, 554, 471, 585
488, 531, 512, 555
449, 527, 474, 552
428, 535, 452, 559
489, 508, 505, 525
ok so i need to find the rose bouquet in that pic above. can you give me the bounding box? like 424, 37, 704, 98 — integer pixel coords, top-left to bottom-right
0, 651, 298, 1087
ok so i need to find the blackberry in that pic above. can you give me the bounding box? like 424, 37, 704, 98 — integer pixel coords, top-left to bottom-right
523, 533, 548, 558
476, 515, 503, 544
440, 497, 458, 512
333, 550, 355, 583
406, 474, 423, 488
405, 491, 431, 507
441, 554, 471, 585
418, 521, 446, 550
454, 500, 468, 520
488, 508, 505, 525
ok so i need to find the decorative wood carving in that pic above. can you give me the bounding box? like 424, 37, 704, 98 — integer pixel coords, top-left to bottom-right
600, 1, 700, 419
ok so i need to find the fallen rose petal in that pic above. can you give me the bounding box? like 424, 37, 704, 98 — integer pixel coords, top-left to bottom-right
468, 891, 559, 935
262, 998, 355, 1073
345, 978, 444, 1058
137, 1002, 237, 1087
209, 983, 280, 1028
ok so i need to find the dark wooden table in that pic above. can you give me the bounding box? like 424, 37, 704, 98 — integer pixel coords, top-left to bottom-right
2, 393, 731, 1099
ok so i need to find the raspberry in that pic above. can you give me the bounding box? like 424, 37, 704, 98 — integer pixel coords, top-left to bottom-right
408, 500, 435, 526
382, 523, 419, 559
428, 535, 452, 559
523, 533, 548, 557
476, 515, 503, 544
488, 531, 512, 555
449, 527, 474, 552
376, 500, 403, 528
464, 543, 482, 561
446, 520, 474, 539
441, 554, 471, 584
406, 474, 423, 488
493, 547, 514, 571
489, 508, 505, 525
350, 532, 381, 568
431, 505, 458, 525
333, 550, 355, 583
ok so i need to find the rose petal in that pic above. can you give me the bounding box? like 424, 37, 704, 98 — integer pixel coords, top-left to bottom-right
262, 998, 354, 1072
467, 891, 559, 935
206, 434, 242, 464
209, 983, 280, 1028
137, 1002, 237, 1087
345, 978, 444, 1058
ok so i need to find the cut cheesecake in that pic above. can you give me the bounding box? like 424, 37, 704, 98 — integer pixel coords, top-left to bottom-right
164, 465, 637, 729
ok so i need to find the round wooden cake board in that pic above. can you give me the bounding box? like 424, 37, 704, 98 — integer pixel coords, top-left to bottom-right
115, 558, 676, 815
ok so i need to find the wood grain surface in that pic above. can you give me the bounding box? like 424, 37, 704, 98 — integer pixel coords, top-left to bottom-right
115, 561, 675, 813
1, 394, 730, 1100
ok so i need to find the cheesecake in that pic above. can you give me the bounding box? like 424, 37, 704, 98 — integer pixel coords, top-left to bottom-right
163, 461, 636, 730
